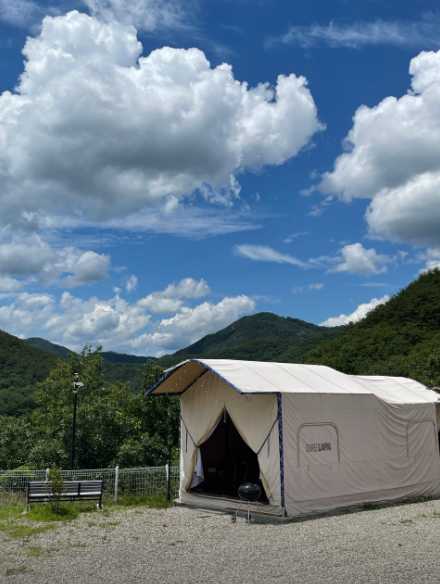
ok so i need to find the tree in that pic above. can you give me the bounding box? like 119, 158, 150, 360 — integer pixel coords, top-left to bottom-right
0, 416, 33, 469
12, 347, 181, 470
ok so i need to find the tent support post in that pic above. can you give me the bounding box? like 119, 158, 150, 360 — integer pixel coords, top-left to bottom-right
277, 393, 287, 517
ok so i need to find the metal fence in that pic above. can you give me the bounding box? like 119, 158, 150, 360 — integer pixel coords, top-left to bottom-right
0, 465, 180, 505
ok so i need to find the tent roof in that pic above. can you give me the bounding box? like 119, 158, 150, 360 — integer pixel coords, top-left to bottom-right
146, 359, 440, 404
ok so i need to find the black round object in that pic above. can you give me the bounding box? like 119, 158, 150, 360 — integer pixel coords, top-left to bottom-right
238, 482, 261, 502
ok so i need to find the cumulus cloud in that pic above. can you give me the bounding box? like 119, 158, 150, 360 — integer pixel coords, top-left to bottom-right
420, 248, 440, 272
0, 235, 110, 288
332, 243, 390, 276
0, 10, 321, 232
321, 295, 390, 327
82, 0, 187, 32
0, 0, 43, 28
61, 250, 110, 287
132, 295, 255, 351
162, 277, 210, 299
138, 277, 210, 313
320, 49, 440, 247
234, 244, 308, 268
0, 276, 22, 293
271, 16, 440, 49
0, 281, 254, 354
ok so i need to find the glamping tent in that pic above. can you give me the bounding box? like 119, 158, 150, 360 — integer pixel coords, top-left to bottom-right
147, 359, 440, 518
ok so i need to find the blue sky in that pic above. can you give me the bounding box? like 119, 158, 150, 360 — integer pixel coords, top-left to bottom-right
0, 0, 439, 354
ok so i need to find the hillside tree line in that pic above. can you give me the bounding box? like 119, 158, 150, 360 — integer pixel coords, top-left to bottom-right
0, 348, 179, 470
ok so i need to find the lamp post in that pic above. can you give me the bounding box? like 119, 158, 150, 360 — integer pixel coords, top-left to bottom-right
71, 372, 84, 469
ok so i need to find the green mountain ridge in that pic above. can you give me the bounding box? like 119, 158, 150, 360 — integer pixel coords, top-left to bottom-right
160, 312, 340, 367
304, 269, 440, 387
2, 268, 440, 417
0, 313, 340, 415
0, 330, 58, 415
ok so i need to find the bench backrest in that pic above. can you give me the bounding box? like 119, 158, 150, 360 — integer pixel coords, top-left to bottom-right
28, 480, 103, 495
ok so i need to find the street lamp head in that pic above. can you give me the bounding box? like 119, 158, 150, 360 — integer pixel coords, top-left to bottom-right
72, 372, 84, 393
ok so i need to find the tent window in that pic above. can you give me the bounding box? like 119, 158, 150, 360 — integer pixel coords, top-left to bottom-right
298, 423, 340, 466
191, 411, 268, 503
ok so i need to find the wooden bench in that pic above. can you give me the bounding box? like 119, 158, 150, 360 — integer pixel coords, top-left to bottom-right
27, 480, 103, 509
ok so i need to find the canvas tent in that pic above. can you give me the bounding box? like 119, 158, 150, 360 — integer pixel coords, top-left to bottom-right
147, 358, 440, 518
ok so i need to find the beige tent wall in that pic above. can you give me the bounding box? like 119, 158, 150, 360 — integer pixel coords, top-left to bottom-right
178, 371, 282, 509
282, 393, 440, 517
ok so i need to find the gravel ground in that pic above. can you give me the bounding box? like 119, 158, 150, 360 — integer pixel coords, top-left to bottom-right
2, 499, 440, 583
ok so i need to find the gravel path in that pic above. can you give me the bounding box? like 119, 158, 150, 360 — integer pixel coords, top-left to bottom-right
2, 499, 440, 583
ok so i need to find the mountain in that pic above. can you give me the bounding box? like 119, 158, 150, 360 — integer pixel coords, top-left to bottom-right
304, 269, 440, 387
26, 337, 73, 359
24, 339, 155, 390
25, 338, 151, 365
159, 312, 341, 367
101, 351, 152, 364
4, 269, 440, 418
0, 330, 58, 415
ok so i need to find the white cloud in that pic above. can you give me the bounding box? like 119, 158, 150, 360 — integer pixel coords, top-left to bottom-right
283, 231, 308, 244
0, 238, 53, 277
332, 243, 390, 276
162, 277, 210, 299
0, 281, 254, 355
132, 295, 256, 351
271, 16, 440, 49
321, 295, 390, 327
0, 0, 42, 28
0, 234, 110, 288
320, 49, 440, 247
234, 242, 391, 276
138, 296, 183, 314
126, 275, 138, 293
234, 244, 308, 268
138, 277, 210, 313
0, 10, 322, 231
420, 248, 440, 272
292, 282, 324, 294
0, 276, 22, 293
61, 250, 110, 287
82, 0, 187, 32
103, 205, 259, 238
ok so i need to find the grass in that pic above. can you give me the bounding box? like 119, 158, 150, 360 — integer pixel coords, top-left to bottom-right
0, 523, 56, 539
0, 495, 171, 541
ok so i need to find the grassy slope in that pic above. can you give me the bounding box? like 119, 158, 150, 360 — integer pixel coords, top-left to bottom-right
304, 269, 440, 386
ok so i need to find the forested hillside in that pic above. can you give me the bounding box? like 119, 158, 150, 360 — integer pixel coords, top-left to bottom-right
305, 269, 440, 387
160, 312, 340, 367
0, 330, 58, 415
2, 270, 440, 470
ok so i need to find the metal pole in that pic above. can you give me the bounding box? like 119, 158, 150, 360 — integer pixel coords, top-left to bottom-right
114, 465, 119, 503
166, 462, 171, 502
71, 390, 78, 469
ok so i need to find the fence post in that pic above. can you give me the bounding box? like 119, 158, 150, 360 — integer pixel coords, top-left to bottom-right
114, 465, 119, 503
45, 468, 50, 482
165, 463, 171, 502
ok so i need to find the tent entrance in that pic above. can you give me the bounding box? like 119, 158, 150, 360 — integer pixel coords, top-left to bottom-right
191, 411, 268, 503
